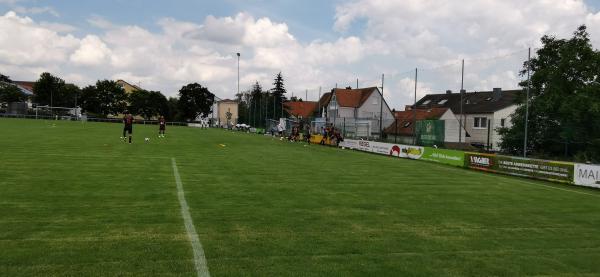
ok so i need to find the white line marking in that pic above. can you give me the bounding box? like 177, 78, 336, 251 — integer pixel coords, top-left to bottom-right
514, 179, 599, 197
171, 158, 210, 277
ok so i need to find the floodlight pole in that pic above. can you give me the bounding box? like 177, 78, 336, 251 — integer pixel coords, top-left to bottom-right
524, 48, 531, 158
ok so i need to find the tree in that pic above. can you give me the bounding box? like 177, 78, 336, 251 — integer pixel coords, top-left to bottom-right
248, 82, 273, 128
498, 25, 600, 162
128, 89, 169, 119
94, 80, 127, 116
271, 72, 288, 118
0, 84, 27, 103
79, 85, 101, 115
0, 73, 12, 83
235, 91, 250, 124
59, 83, 81, 108
33, 72, 65, 106
177, 83, 215, 121
166, 97, 180, 121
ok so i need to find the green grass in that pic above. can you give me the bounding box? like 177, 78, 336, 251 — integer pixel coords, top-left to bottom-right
1, 118, 600, 276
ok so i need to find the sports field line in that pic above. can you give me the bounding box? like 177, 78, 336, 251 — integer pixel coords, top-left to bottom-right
514, 179, 599, 197
1, 151, 169, 160
171, 157, 211, 277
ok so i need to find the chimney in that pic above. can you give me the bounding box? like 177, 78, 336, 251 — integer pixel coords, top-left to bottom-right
492, 88, 502, 101
446, 90, 452, 94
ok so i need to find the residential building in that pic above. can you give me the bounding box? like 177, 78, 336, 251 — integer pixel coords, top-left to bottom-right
414, 88, 520, 150
318, 87, 394, 138
116, 80, 143, 94
283, 101, 319, 120
217, 99, 238, 127
384, 107, 463, 145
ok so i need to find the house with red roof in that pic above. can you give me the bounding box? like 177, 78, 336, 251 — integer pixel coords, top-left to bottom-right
318, 87, 394, 138
384, 107, 464, 145
283, 101, 319, 120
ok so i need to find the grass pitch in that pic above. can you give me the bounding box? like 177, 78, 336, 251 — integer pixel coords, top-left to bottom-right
1, 118, 600, 276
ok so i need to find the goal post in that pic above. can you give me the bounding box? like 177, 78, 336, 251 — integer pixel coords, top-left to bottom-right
34, 105, 81, 120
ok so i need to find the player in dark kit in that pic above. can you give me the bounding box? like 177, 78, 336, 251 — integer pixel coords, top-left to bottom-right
158, 116, 166, 138
122, 111, 134, 143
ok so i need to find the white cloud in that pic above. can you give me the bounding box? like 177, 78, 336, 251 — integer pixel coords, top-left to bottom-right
70, 35, 111, 66
39, 21, 77, 33
2, 1, 600, 111
0, 11, 78, 66
13, 6, 59, 17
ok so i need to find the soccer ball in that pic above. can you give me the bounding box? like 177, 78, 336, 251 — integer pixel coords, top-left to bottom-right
144, 137, 150, 142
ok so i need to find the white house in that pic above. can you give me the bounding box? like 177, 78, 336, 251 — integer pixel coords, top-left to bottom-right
414, 88, 520, 150
319, 87, 394, 138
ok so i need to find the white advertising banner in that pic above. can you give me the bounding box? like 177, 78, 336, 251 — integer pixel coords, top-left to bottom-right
339, 139, 424, 160
574, 164, 600, 189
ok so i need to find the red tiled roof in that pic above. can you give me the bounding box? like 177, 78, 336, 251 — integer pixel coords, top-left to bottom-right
318, 92, 332, 108
385, 108, 449, 136
332, 87, 377, 108
284, 101, 318, 118
13, 81, 35, 92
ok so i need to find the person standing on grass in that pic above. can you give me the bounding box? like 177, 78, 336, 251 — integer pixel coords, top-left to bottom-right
277, 122, 284, 137
158, 116, 166, 138
122, 111, 134, 144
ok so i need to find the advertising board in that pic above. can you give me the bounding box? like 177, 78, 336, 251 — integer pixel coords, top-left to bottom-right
574, 164, 600, 189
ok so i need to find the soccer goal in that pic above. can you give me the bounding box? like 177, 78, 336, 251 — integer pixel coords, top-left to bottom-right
35, 105, 81, 120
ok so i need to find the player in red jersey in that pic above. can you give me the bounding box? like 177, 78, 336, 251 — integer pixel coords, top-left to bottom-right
122, 111, 134, 143
158, 116, 166, 138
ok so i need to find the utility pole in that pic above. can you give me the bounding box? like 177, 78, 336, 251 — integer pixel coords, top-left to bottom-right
524, 48, 531, 157
413, 68, 418, 145
318, 86, 322, 118
379, 74, 384, 140
459, 59, 465, 144
356, 78, 359, 89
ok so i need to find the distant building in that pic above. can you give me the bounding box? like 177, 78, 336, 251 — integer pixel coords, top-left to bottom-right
217, 99, 238, 127
283, 101, 319, 120
209, 96, 222, 125
413, 88, 519, 150
384, 107, 463, 145
116, 80, 143, 94
318, 87, 394, 138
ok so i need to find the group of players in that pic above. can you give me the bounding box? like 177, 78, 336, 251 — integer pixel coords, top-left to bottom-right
121, 111, 166, 144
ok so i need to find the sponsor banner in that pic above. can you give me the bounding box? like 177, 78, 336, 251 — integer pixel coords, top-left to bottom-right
496, 155, 573, 182
574, 164, 600, 189
339, 139, 424, 160
465, 153, 574, 183
421, 148, 465, 167
465, 152, 497, 172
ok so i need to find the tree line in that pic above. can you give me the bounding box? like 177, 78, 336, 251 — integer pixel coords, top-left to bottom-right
499, 25, 600, 162
0, 72, 215, 121
236, 72, 289, 128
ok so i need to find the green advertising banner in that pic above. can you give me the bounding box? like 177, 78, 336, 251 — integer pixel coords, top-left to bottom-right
465, 152, 575, 183
415, 120, 445, 146
421, 148, 465, 167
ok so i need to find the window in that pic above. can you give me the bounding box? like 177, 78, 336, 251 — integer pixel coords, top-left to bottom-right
372, 98, 378, 105
485, 97, 492, 101
421, 100, 431, 105
474, 117, 488, 129
403, 122, 412, 128
438, 99, 448, 105
501, 118, 506, 127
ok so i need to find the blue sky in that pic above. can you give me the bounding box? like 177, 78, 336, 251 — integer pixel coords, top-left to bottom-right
1, 0, 600, 108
